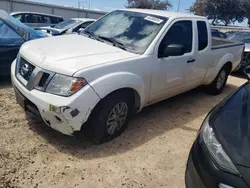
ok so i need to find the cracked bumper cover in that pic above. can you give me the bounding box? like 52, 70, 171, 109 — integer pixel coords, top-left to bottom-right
11, 61, 100, 135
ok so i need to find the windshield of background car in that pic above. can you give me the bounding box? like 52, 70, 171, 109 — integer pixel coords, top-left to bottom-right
0, 10, 47, 40
53, 19, 79, 30
230, 31, 250, 43
84, 10, 168, 54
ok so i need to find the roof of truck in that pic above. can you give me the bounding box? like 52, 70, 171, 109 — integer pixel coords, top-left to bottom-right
120, 9, 205, 19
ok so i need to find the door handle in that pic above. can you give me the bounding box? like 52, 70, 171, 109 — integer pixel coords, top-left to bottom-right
187, 58, 195, 63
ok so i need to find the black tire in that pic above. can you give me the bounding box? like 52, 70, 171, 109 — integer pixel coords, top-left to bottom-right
205, 66, 229, 95
85, 90, 134, 144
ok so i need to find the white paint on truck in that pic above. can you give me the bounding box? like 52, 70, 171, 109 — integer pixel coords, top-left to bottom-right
11, 9, 244, 143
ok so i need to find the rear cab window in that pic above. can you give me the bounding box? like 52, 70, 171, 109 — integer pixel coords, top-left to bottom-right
197, 21, 208, 51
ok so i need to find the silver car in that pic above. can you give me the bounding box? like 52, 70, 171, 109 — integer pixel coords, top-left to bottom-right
11, 11, 64, 28
38, 18, 96, 36
230, 30, 250, 71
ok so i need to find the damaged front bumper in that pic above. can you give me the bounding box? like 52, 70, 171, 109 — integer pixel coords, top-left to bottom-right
11, 62, 100, 136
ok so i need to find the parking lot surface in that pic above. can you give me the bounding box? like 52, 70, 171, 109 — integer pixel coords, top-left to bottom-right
0, 75, 246, 188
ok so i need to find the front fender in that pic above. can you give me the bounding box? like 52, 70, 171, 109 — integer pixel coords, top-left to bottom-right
204, 53, 233, 85
89, 72, 146, 109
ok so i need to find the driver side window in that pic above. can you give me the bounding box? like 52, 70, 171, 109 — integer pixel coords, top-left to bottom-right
158, 20, 193, 57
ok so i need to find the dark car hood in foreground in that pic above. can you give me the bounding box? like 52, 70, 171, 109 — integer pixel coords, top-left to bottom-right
213, 82, 250, 173
212, 82, 250, 185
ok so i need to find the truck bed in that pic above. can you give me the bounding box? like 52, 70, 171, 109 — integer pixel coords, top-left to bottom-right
212, 37, 244, 50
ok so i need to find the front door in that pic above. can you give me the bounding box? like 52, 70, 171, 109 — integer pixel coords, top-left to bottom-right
149, 20, 195, 104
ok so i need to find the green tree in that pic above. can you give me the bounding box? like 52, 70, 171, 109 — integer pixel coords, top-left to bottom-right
242, 0, 250, 26
190, 0, 246, 26
127, 0, 172, 10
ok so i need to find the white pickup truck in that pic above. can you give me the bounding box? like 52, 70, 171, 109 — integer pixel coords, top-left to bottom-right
11, 9, 244, 143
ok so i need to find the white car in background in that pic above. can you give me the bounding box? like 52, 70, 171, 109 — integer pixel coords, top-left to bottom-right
38, 18, 96, 36
11, 11, 64, 28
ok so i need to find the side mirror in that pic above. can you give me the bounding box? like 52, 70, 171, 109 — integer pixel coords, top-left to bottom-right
160, 44, 185, 58
78, 28, 85, 33
244, 66, 250, 80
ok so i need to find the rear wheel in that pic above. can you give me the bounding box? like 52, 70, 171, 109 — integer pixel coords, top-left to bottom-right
85, 90, 133, 144
205, 66, 229, 95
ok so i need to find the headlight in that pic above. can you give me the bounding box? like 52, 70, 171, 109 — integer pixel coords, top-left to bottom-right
202, 117, 239, 175
46, 74, 87, 97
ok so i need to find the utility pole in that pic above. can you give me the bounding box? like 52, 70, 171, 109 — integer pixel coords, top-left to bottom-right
86, 2, 90, 18
78, 0, 85, 9
78, 0, 88, 18
177, 0, 180, 12
78, 0, 87, 10
78, 0, 80, 18
10, 0, 13, 12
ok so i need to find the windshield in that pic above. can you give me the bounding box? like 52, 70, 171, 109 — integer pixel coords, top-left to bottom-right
0, 10, 47, 40
230, 31, 250, 43
84, 10, 168, 54
53, 19, 79, 30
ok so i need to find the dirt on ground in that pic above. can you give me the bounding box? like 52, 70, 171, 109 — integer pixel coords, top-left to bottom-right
0, 75, 247, 188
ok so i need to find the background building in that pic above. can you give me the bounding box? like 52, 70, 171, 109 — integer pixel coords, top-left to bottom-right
0, 0, 106, 19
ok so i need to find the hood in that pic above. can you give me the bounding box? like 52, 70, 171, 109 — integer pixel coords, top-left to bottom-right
213, 82, 250, 168
20, 35, 138, 75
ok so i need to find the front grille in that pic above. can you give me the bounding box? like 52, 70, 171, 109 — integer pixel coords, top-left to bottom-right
16, 55, 55, 91
38, 73, 50, 87
18, 57, 35, 81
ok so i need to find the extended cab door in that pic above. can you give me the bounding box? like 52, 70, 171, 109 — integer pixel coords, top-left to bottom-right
190, 20, 211, 84
149, 19, 195, 104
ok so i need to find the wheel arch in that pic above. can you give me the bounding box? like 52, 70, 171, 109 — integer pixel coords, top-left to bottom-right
89, 72, 146, 110
223, 61, 233, 74
93, 87, 141, 113
204, 54, 233, 86
82, 87, 141, 136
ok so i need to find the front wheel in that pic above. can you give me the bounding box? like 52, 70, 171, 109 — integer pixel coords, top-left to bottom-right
85, 91, 133, 144
205, 67, 229, 95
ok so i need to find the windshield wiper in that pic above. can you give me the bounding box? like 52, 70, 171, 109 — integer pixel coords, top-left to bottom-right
83, 30, 103, 42
98, 36, 127, 51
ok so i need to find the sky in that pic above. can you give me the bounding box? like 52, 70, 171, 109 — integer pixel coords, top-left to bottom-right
32, 0, 195, 13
